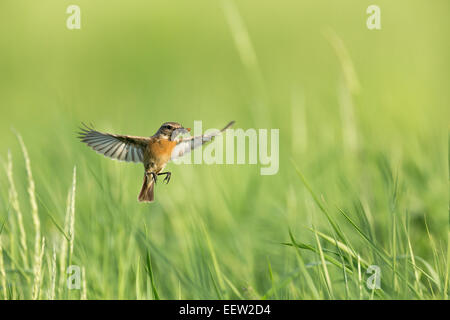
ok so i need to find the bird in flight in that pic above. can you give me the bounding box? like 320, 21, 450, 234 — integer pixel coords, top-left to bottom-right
78, 121, 235, 202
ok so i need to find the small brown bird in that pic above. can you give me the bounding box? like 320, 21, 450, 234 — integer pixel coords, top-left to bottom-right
78, 121, 234, 202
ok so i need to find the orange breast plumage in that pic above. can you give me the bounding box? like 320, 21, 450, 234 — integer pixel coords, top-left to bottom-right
144, 138, 177, 168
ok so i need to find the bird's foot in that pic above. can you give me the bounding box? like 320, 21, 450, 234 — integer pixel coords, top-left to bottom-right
158, 172, 171, 184
147, 172, 157, 183
163, 172, 171, 184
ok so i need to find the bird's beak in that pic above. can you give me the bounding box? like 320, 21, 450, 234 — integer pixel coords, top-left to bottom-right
171, 128, 190, 141
175, 128, 190, 135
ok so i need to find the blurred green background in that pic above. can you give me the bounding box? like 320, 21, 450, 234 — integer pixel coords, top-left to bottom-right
0, 1, 448, 299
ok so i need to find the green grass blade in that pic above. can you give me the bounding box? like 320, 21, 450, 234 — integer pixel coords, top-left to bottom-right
144, 250, 160, 300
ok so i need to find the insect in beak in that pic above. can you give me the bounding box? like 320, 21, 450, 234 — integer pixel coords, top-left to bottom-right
171, 127, 190, 140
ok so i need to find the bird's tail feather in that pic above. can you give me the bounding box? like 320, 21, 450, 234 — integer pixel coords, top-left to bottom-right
138, 173, 154, 202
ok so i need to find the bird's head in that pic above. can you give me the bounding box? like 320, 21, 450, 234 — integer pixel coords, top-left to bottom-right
155, 122, 190, 140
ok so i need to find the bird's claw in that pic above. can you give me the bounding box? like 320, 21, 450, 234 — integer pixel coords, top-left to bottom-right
157, 172, 171, 184
163, 172, 171, 184
147, 172, 157, 184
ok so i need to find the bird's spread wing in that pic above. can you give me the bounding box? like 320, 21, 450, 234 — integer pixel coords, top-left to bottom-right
78, 124, 150, 163
171, 121, 235, 160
